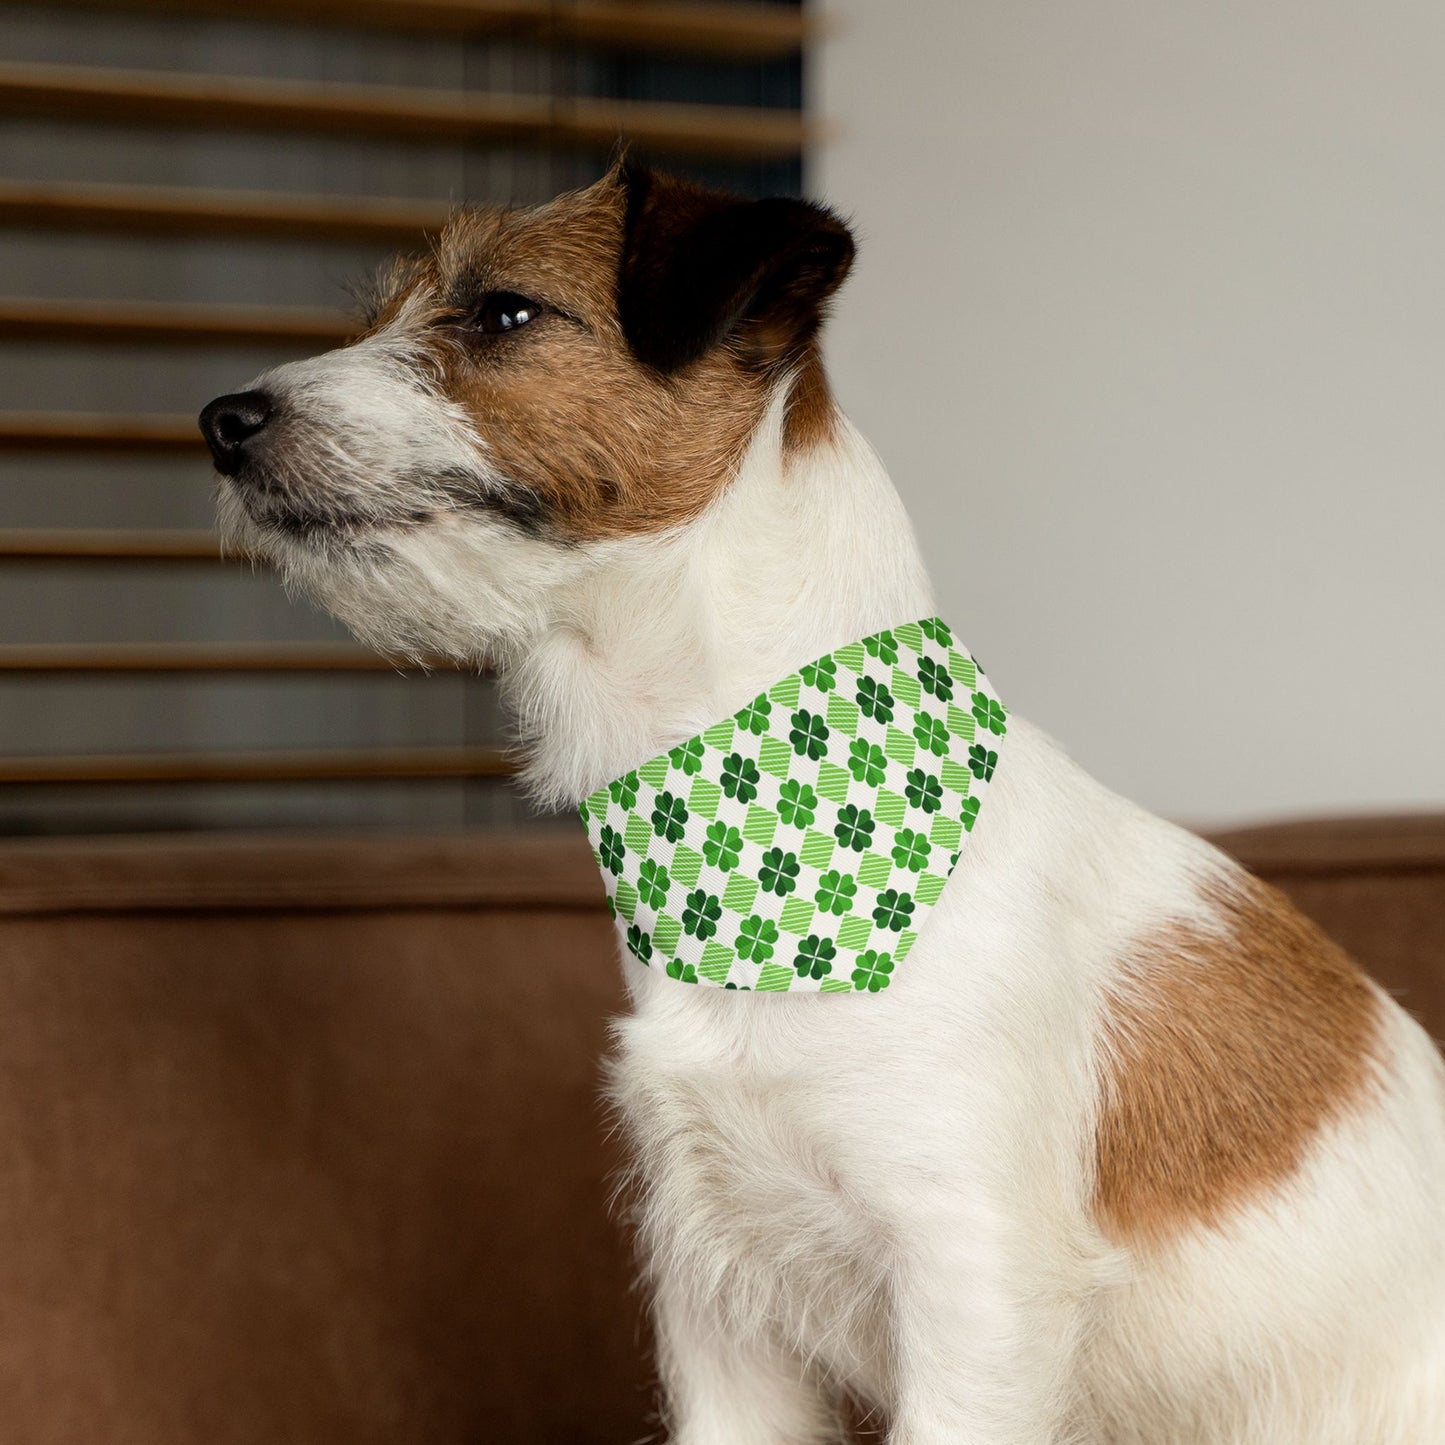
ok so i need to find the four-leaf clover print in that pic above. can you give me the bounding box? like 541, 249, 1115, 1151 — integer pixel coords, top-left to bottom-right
968, 745, 997, 782
913, 713, 950, 758
847, 739, 887, 786
852, 950, 894, 992
918, 656, 953, 701
682, 889, 723, 940
918, 618, 952, 645
637, 858, 671, 909
834, 804, 876, 852
666, 958, 698, 983
759, 848, 801, 897
720, 752, 761, 803
669, 737, 705, 776
703, 821, 744, 870
599, 825, 625, 876
737, 915, 779, 964
651, 790, 689, 842
626, 924, 653, 963
891, 828, 931, 872
972, 691, 1008, 736
816, 870, 859, 916
777, 778, 818, 827
863, 629, 898, 664
800, 655, 837, 692
794, 935, 836, 980
904, 768, 943, 814
872, 889, 915, 932
789, 708, 830, 761
856, 675, 894, 723
608, 770, 639, 809
737, 694, 772, 735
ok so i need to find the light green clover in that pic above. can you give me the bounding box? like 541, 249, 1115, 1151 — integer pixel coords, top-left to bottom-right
737, 914, 779, 964
777, 778, 818, 827
669, 737, 705, 776
637, 858, 671, 909
971, 691, 1008, 737
737, 695, 772, 735
847, 738, 887, 786
863, 629, 899, 664
913, 713, 950, 758
852, 950, 895, 992
703, 821, 744, 871
815, 869, 859, 915
918, 618, 953, 645
608, 770, 639, 808
800, 655, 838, 692
961, 797, 981, 833
891, 828, 931, 872
666, 959, 698, 983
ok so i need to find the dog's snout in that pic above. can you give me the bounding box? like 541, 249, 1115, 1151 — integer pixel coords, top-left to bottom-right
199, 390, 274, 476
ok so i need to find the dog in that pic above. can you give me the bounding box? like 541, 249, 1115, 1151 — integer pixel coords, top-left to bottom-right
200, 162, 1445, 1443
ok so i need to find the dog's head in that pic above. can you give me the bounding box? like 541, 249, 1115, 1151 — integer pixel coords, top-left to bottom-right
200, 163, 854, 661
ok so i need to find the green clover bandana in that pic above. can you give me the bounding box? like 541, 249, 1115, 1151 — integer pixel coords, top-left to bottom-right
580, 619, 1006, 994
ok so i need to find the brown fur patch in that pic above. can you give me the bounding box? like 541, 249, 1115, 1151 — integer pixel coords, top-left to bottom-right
782, 344, 840, 457
1094, 872, 1382, 1246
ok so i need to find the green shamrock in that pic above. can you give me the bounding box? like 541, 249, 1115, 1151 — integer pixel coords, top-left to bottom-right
815, 869, 859, 916
833, 803, 876, 852
789, 708, 830, 761
904, 768, 944, 814
666, 958, 698, 983
737, 695, 772, 735
968, 745, 997, 782
626, 924, 653, 963
720, 752, 761, 803
794, 934, 837, 980
608, 770, 639, 808
737, 914, 779, 964
971, 692, 1008, 737
651, 790, 690, 843
856, 675, 895, 723
891, 828, 931, 872
637, 858, 671, 909
758, 848, 801, 897
598, 824, 625, 876
918, 618, 953, 645
703, 821, 744, 871
669, 737, 705, 776
872, 889, 915, 932
961, 797, 981, 832
851, 950, 894, 993
863, 629, 899, 664
919, 656, 953, 701
913, 713, 950, 758
682, 888, 723, 940
577, 797, 590, 824
777, 778, 818, 827
800, 655, 838, 692
847, 738, 887, 786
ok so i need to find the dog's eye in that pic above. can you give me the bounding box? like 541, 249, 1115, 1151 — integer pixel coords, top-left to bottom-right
471, 291, 543, 335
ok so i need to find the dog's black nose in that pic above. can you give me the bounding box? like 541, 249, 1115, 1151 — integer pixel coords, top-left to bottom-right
199, 390, 273, 475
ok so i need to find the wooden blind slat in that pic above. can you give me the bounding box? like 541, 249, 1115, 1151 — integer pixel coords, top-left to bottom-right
0, 745, 513, 784
0, 297, 353, 348
0, 529, 221, 561
0, 180, 448, 245
0, 413, 203, 452
29, 0, 811, 59
0, 643, 418, 673
0, 62, 813, 161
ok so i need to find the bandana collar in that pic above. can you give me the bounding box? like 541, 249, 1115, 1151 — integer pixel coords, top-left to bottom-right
580, 619, 1007, 994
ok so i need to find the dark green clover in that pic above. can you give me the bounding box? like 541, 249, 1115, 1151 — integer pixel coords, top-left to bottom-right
789, 708, 831, 761
626, 924, 653, 963
968, 744, 997, 782
904, 768, 944, 814
794, 935, 837, 980
856, 675, 895, 723
598, 824, 625, 876
863, 629, 899, 665
918, 656, 954, 701
651, 790, 690, 843
872, 889, 916, 932
833, 803, 876, 852
682, 888, 722, 940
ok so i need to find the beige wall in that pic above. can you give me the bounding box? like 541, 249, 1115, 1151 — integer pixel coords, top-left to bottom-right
813, 0, 1445, 826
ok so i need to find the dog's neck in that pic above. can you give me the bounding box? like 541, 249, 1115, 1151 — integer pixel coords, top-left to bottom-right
505, 391, 936, 809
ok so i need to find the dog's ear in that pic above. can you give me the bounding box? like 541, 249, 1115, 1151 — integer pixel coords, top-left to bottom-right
616, 162, 855, 374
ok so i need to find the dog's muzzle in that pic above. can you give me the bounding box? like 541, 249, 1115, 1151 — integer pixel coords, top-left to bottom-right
199, 390, 274, 477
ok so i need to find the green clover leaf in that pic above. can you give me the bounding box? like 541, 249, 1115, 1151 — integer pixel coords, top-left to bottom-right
851, 949, 895, 992
800, 655, 838, 692
863, 629, 899, 665
833, 803, 876, 852
737, 695, 772, 735
608, 770, 640, 809
847, 738, 887, 786
668, 737, 705, 776
968, 745, 997, 782
703, 821, 744, 871
789, 708, 831, 761
815, 869, 859, 916
913, 713, 950, 758
793, 934, 837, 980
737, 914, 779, 964
971, 692, 1008, 737
856, 675, 895, 723
918, 618, 953, 645
758, 847, 801, 897
598, 824, 625, 876
682, 888, 723, 940
918, 656, 954, 701
961, 797, 981, 833
904, 768, 943, 814
637, 858, 671, 909
626, 924, 653, 963
720, 752, 761, 804
777, 778, 818, 827
651, 790, 690, 843
665, 958, 698, 983
891, 828, 931, 872
872, 889, 915, 932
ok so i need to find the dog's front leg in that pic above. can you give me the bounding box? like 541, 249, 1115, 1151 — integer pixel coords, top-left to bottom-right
653, 1275, 841, 1445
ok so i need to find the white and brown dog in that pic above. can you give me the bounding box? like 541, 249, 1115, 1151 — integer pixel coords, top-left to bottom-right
201, 164, 1445, 1444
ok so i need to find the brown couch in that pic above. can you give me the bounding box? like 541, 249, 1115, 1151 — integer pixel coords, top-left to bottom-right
0, 816, 1440, 1444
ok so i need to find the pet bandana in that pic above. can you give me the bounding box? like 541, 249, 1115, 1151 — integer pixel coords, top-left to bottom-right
580, 619, 1007, 994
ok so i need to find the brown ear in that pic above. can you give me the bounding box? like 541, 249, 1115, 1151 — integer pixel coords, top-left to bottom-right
616, 163, 855, 374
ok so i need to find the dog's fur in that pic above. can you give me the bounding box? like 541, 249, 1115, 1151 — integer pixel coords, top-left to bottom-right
204, 164, 1445, 1443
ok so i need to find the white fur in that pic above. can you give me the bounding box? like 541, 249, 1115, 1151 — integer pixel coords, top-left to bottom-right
221, 349, 1445, 1443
